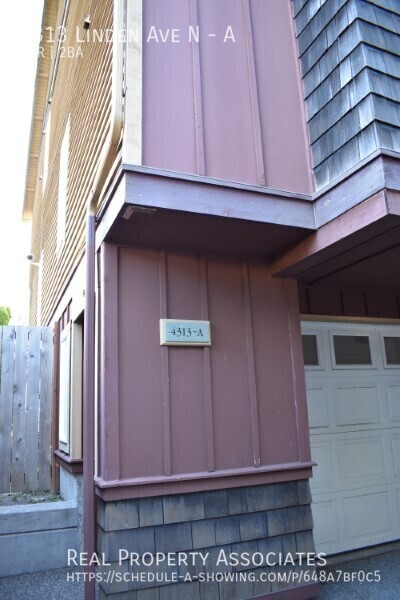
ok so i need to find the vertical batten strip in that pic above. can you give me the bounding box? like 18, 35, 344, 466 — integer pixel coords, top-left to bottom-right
200, 258, 215, 472
242, 262, 261, 467
242, 0, 266, 186
94, 251, 100, 477
190, 0, 206, 176
123, 0, 143, 165
100, 244, 120, 481
285, 279, 311, 463
159, 251, 172, 476
286, 0, 314, 193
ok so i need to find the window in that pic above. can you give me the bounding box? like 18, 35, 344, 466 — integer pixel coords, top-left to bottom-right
58, 321, 83, 458
57, 115, 70, 252
42, 109, 51, 194
58, 325, 71, 451
383, 337, 400, 366
302, 334, 319, 366
333, 335, 372, 366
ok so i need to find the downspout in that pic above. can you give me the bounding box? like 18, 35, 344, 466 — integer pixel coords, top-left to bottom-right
83, 1, 124, 598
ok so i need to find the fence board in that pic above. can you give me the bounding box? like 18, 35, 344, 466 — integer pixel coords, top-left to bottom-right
25, 328, 41, 491
11, 327, 29, 492
0, 327, 15, 492
51, 322, 60, 493
0, 326, 53, 493
39, 327, 53, 490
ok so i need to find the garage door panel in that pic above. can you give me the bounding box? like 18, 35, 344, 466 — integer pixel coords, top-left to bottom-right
334, 384, 380, 426
307, 385, 329, 428
343, 491, 392, 544
303, 320, 400, 555
310, 440, 335, 492
387, 384, 400, 422
338, 435, 387, 485
390, 434, 400, 476
396, 488, 400, 522
312, 500, 340, 551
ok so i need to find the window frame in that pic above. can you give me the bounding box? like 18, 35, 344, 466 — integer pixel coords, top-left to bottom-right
380, 332, 400, 369
301, 329, 325, 371
329, 329, 377, 370
58, 320, 83, 458
58, 324, 71, 453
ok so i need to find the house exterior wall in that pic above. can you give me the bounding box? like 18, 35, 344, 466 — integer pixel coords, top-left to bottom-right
29, 0, 113, 326
23, 0, 57, 222
22, 2, 400, 596
29, 142, 46, 326
28, 0, 314, 328
140, 0, 312, 194
293, 0, 400, 189
97, 244, 312, 493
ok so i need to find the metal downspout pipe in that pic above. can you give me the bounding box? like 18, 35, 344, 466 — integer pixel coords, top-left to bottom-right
83, 1, 124, 598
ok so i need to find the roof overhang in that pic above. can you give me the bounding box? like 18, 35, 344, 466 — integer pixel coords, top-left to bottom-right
272, 153, 400, 291
95, 167, 316, 259
94, 154, 400, 269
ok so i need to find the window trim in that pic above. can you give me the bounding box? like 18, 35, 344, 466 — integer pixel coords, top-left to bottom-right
58, 321, 83, 458
380, 332, 400, 369
302, 331, 324, 371
58, 324, 71, 452
329, 329, 377, 370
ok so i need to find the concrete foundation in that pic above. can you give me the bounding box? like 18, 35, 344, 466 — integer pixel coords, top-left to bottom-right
0, 466, 83, 577
60, 467, 84, 553
0, 500, 78, 577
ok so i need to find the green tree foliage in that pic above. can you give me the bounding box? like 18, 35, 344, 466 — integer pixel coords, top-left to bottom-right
0, 306, 11, 326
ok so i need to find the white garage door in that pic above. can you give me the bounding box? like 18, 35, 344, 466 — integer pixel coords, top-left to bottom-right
302, 321, 400, 555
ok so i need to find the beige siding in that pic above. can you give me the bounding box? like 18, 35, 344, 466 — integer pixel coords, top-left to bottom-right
29, 271, 39, 326
23, 0, 57, 220
29, 152, 44, 325
30, 0, 113, 325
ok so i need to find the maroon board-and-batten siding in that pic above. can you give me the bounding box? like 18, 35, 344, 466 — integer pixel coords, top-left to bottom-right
299, 284, 400, 319
141, 0, 311, 195
97, 244, 312, 499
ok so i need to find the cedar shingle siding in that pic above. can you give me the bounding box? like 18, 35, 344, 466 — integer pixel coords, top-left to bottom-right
292, 0, 400, 189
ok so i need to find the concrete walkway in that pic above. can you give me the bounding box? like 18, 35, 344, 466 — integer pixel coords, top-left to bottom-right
0, 551, 399, 599
319, 550, 400, 599
0, 567, 83, 600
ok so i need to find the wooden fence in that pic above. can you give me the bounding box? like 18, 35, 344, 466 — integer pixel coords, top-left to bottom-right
0, 326, 53, 493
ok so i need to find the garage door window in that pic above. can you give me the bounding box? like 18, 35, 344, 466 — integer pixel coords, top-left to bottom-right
302, 334, 319, 366
383, 336, 400, 366
333, 335, 372, 366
